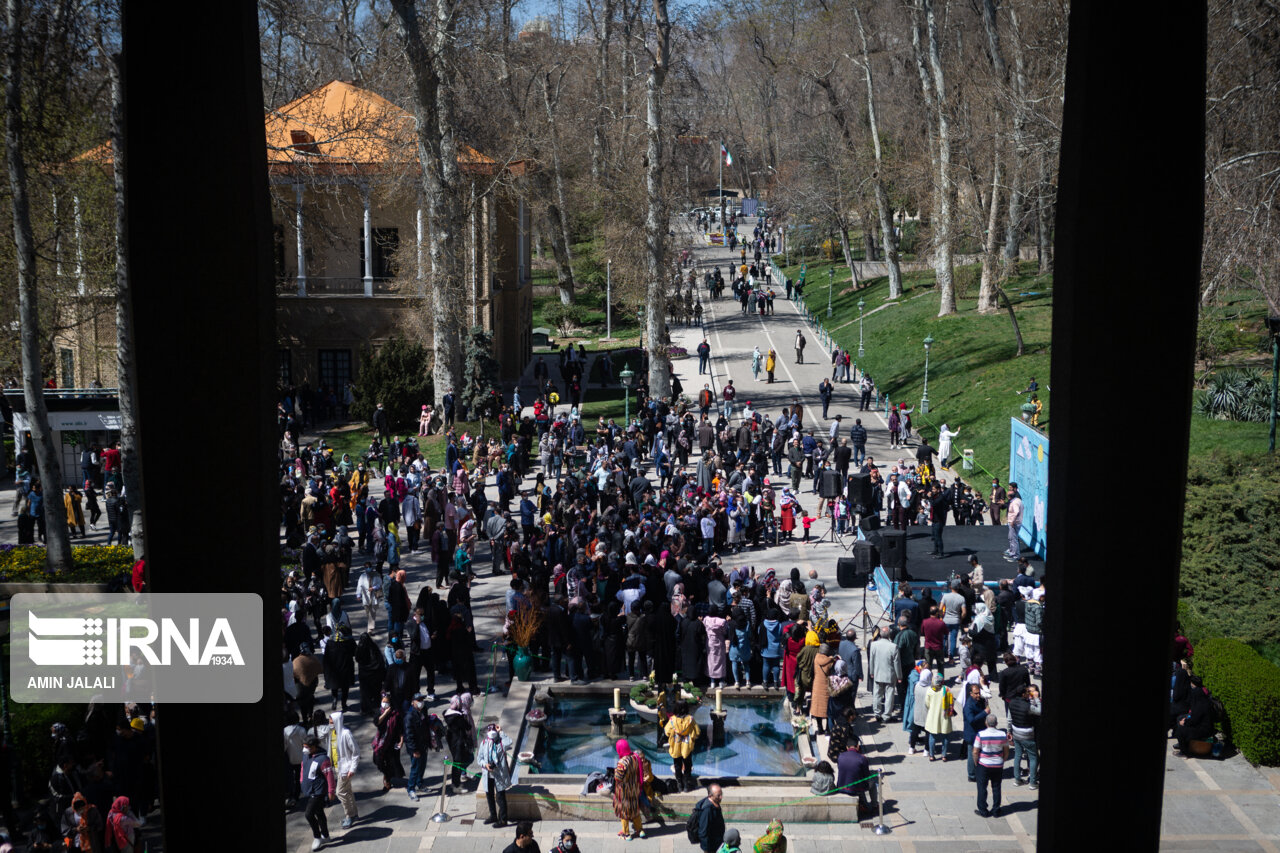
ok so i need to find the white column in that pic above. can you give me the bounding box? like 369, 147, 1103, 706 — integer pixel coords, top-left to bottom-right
416, 200, 424, 295
294, 182, 307, 296
73, 195, 86, 296
362, 184, 373, 297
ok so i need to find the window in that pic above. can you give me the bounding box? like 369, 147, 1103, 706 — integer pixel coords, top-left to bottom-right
317, 349, 352, 391
359, 227, 399, 279
60, 348, 75, 388
273, 224, 286, 279
278, 349, 292, 387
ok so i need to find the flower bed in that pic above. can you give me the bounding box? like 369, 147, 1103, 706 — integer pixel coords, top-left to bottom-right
0, 544, 135, 584
668, 346, 689, 360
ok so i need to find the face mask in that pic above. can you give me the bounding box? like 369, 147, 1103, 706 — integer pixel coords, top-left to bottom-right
381, 702, 389, 710
302, 747, 311, 756
563, 841, 575, 850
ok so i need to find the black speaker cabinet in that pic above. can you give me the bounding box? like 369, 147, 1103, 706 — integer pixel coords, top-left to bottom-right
848, 472, 872, 508
880, 528, 907, 570
820, 469, 843, 499
859, 514, 881, 532
853, 540, 878, 575
837, 556, 861, 589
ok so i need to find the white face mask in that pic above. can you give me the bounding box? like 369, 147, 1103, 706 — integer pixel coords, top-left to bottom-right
302, 747, 311, 756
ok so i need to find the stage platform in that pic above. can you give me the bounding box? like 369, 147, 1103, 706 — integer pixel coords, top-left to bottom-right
877, 523, 1038, 587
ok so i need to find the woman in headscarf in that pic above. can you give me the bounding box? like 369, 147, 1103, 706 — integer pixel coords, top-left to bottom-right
444, 692, 477, 796
923, 675, 956, 761
663, 700, 701, 793
751, 346, 763, 380
810, 644, 835, 734
326, 599, 351, 635
702, 605, 729, 690
106, 796, 143, 853
753, 818, 787, 853
781, 622, 805, 708
612, 739, 650, 839
794, 631, 819, 717
907, 667, 933, 754
728, 605, 753, 689
478, 724, 514, 827
323, 623, 355, 712
60, 792, 103, 852
372, 691, 404, 790
64, 486, 86, 539
355, 629, 386, 715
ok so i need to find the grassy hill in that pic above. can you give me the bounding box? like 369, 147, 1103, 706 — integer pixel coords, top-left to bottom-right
776, 258, 1052, 482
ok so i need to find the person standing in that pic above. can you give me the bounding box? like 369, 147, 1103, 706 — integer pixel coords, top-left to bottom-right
937, 424, 961, 470
327, 712, 359, 829
403, 693, 429, 801
940, 580, 967, 659
859, 375, 873, 411
443, 389, 457, 429
373, 403, 391, 447
887, 408, 901, 450
974, 713, 1011, 818
612, 739, 649, 839
479, 724, 514, 828
751, 346, 762, 381
444, 693, 477, 796
989, 478, 1007, 527
818, 379, 833, 420
698, 339, 712, 375
356, 564, 381, 635
922, 678, 955, 761
928, 482, 951, 558
722, 380, 736, 420
794, 330, 806, 364
867, 627, 900, 723
766, 349, 777, 384
848, 419, 867, 468
1003, 484, 1023, 561
921, 606, 947, 678
300, 735, 336, 850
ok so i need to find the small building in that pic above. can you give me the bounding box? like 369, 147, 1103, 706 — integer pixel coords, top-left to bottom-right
58, 80, 534, 393
3, 389, 120, 488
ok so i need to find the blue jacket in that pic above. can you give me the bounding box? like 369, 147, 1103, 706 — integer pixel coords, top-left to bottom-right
963, 699, 988, 744
519, 499, 536, 526
759, 619, 784, 659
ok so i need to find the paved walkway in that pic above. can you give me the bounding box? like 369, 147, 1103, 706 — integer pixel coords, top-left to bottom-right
3, 217, 1279, 853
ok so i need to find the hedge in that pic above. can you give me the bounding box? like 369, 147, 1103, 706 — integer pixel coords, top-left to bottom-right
1177, 599, 1220, 650
1194, 637, 1280, 766
0, 544, 135, 584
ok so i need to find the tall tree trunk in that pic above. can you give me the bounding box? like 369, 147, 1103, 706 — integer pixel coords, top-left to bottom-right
861, 211, 876, 262
107, 52, 145, 559
392, 0, 464, 404
541, 70, 575, 280
922, 0, 956, 315
589, 0, 614, 184
855, 4, 903, 297
837, 223, 861, 289
1036, 152, 1053, 274
1003, 2, 1029, 268
977, 150, 1003, 314
6, 0, 72, 570
644, 0, 672, 397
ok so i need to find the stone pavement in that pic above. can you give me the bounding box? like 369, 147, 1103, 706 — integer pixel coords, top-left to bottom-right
3, 217, 1280, 852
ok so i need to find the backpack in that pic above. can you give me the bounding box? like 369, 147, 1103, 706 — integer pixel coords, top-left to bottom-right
1024, 600, 1043, 635
685, 798, 705, 844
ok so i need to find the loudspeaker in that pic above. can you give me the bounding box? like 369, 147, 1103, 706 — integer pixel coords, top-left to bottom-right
853, 540, 878, 575
880, 529, 907, 571
837, 557, 861, 589
859, 514, 881, 533
820, 470, 843, 499
848, 472, 872, 509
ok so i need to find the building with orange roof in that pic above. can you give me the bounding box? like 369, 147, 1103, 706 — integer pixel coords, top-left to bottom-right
57, 80, 532, 391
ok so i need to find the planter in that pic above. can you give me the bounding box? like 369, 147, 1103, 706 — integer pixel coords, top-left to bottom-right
629, 698, 660, 722
513, 647, 534, 682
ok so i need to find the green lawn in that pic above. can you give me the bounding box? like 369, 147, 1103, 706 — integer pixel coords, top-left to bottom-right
1187, 415, 1272, 458
776, 258, 1052, 481
531, 288, 643, 346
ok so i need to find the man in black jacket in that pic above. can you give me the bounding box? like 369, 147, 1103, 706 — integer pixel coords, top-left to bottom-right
695, 784, 726, 853
848, 419, 868, 467
373, 403, 390, 446
403, 693, 429, 800
928, 483, 951, 558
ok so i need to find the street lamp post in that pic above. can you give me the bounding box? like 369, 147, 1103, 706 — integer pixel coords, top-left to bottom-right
921, 334, 934, 414
857, 298, 866, 359
827, 268, 833, 317
620, 362, 635, 423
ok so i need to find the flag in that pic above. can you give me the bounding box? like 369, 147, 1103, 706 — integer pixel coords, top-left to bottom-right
721, 143, 733, 166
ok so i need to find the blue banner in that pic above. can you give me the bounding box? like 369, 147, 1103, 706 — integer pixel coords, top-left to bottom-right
1008, 418, 1049, 558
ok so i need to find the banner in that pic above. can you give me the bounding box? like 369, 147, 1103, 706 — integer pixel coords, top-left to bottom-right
1008, 417, 1049, 558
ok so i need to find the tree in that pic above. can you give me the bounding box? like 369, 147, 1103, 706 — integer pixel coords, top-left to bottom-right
350, 337, 433, 431
390, 0, 464, 409
460, 326, 501, 431
642, 0, 673, 398
6, 0, 72, 570
913, 0, 957, 317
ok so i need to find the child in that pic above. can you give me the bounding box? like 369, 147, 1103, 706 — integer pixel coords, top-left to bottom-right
801, 513, 817, 542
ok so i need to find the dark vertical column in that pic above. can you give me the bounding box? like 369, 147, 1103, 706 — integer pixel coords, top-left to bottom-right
1040, 6, 1205, 852
122, 1, 281, 849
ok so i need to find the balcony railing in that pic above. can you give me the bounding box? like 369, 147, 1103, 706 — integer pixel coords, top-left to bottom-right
275, 276, 404, 296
